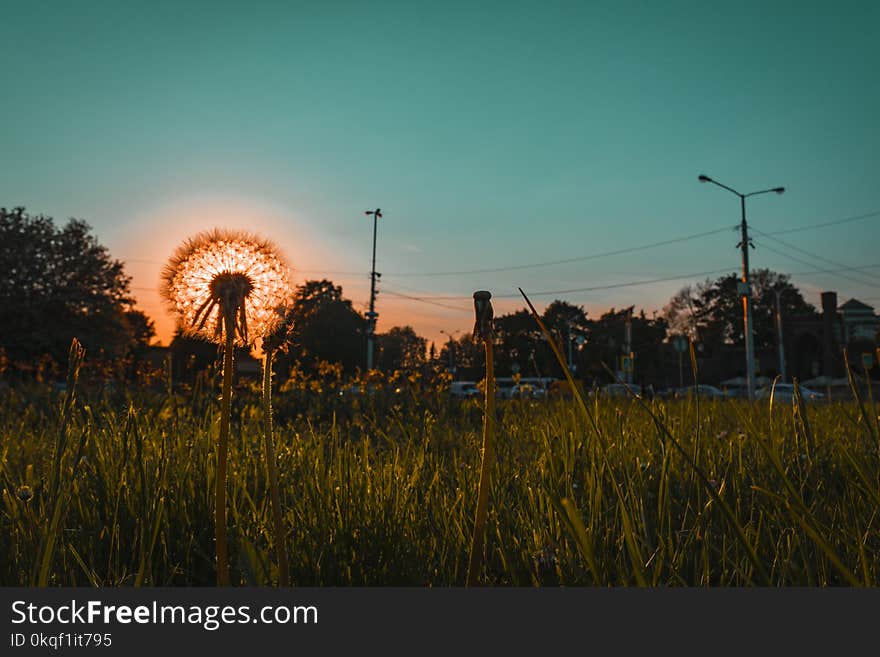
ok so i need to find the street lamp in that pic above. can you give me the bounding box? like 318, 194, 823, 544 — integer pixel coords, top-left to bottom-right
699, 174, 785, 400
774, 286, 787, 382
364, 208, 382, 370
440, 329, 460, 378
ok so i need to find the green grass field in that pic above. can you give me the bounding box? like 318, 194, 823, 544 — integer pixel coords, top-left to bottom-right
2, 360, 879, 587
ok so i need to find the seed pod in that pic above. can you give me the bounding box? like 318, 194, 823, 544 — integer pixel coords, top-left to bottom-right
161, 229, 291, 346
473, 290, 494, 341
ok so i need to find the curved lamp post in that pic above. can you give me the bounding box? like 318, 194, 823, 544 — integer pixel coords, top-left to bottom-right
699, 174, 785, 400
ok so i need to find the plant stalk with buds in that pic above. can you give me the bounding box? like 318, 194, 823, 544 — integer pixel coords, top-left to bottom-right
467, 290, 495, 587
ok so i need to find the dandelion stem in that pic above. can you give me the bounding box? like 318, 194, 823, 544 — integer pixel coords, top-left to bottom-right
262, 349, 290, 586
467, 339, 495, 587
215, 308, 234, 586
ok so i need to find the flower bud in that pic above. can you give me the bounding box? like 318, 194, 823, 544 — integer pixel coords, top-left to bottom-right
473, 291, 494, 341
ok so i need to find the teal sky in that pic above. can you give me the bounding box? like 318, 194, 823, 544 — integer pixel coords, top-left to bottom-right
3, 1, 879, 345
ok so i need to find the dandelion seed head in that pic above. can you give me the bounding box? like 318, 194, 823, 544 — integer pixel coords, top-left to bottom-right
161, 229, 291, 346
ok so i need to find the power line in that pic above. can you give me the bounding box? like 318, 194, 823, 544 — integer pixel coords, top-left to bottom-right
378, 225, 737, 277
761, 209, 880, 236
336, 207, 880, 278
387, 268, 735, 301
753, 241, 878, 288
791, 264, 880, 275
119, 207, 880, 280
386, 261, 880, 303
752, 229, 880, 287
495, 269, 737, 298
381, 288, 471, 312
135, 260, 880, 318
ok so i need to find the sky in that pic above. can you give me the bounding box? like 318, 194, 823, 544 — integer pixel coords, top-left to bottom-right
2, 1, 879, 349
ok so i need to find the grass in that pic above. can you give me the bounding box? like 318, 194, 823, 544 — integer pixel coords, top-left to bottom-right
1, 356, 878, 586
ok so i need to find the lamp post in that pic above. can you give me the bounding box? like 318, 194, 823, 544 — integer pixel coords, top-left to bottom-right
774, 287, 787, 382
566, 320, 575, 373
624, 306, 634, 385
365, 208, 382, 370
699, 175, 784, 400
440, 329, 460, 378
672, 334, 689, 388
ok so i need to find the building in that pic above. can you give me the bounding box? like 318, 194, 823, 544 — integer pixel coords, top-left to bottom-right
839, 298, 880, 344
782, 292, 880, 380
656, 290, 880, 389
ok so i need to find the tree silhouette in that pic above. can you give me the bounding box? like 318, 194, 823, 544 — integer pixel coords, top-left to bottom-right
0, 206, 149, 367
663, 269, 815, 350
377, 326, 426, 372
578, 307, 667, 383
275, 279, 367, 376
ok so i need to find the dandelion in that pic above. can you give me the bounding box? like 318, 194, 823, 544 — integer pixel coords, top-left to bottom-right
161, 229, 291, 586
161, 229, 290, 346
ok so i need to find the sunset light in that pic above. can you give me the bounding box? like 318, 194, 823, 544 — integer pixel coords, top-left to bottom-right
161, 229, 291, 345
1, 1, 878, 647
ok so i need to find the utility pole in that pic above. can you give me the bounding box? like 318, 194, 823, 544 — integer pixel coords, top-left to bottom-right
738, 195, 757, 400
365, 208, 382, 370
774, 287, 786, 382
566, 321, 574, 372
699, 175, 785, 401
672, 335, 688, 388
624, 306, 633, 385
440, 329, 459, 378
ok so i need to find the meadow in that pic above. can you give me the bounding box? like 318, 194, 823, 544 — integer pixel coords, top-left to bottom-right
1, 355, 878, 587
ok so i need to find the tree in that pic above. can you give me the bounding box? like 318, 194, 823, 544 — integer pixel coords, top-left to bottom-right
125, 309, 157, 355
663, 269, 815, 351
0, 206, 147, 366
377, 326, 426, 372
579, 307, 666, 383
437, 332, 485, 381
541, 300, 589, 375
493, 308, 544, 376
661, 282, 710, 341
275, 279, 367, 375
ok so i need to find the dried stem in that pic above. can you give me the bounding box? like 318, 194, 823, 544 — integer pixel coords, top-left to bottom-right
467, 339, 495, 587
215, 307, 235, 586
262, 349, 290, 586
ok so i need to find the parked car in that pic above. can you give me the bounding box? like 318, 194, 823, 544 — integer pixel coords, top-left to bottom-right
601, 383, 642, 398
675, 385, 732, 399
495, 384, 516, 399
548, 379, 583, 398
450, 381, 481, 399
338, 384, 378, 396
755, 383, 825, 403
508, 383, 546, 399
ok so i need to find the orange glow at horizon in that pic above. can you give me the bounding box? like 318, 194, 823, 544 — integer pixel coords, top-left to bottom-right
117, 197, 635, 355
115, 195, 360, 343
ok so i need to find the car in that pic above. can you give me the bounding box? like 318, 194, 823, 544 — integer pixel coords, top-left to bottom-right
601, 383, 642, 398
755, 383, 825, 403
337, 384, 379, 396
508, 383, 546, 399
495, 384, 515, 399
675, 385, 731, 399
548, 379, 582, 398
450, 381, 481, 399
